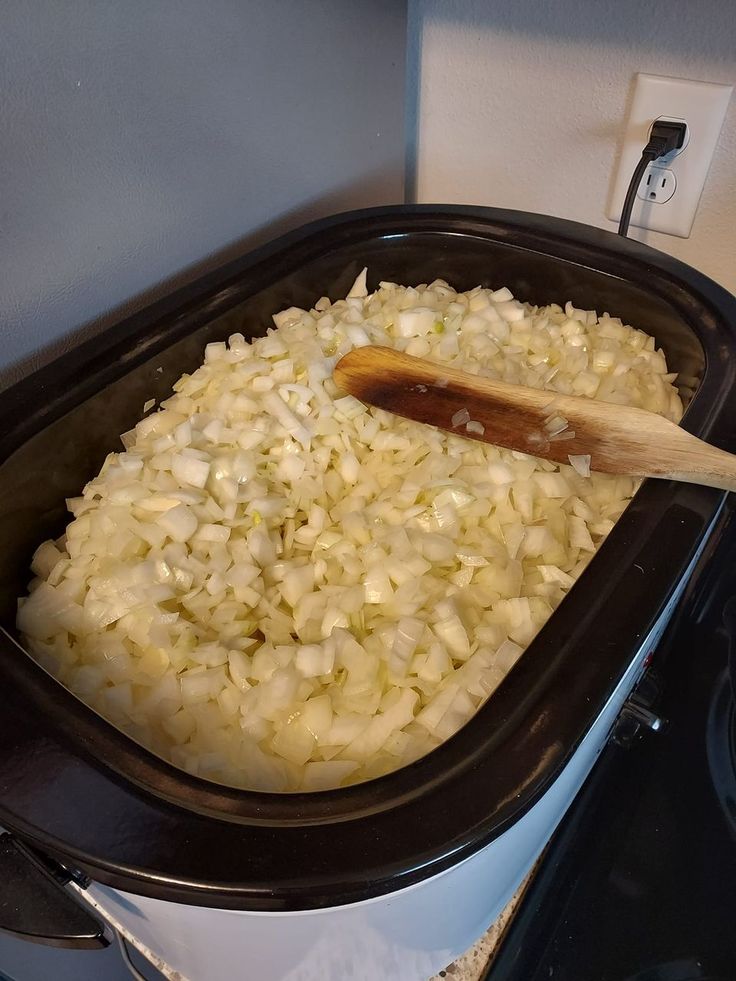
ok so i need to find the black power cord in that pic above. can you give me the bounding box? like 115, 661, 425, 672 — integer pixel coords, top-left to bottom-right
617, 120, 687, 238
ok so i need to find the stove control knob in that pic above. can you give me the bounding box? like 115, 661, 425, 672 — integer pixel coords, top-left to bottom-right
611, 684, 665, 748
621, 700, 663, 731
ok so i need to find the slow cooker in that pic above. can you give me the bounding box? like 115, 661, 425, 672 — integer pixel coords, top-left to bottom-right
1, 206, 735, 981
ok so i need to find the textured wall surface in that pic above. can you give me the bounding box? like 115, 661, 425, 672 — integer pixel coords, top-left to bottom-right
409, 0, 735, 292
0, 1, 406, 388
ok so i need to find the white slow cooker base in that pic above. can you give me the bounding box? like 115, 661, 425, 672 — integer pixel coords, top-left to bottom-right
83, 548, 703, 981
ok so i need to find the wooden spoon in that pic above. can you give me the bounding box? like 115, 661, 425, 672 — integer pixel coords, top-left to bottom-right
333, 345, 736, 491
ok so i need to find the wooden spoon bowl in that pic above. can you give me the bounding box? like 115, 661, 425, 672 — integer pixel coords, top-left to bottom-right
334, 346, 736, 491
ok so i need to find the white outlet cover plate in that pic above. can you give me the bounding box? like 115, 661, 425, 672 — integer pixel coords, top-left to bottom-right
608, 73, 732, 238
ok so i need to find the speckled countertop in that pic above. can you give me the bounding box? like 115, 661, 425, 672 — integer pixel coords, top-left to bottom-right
428, 885, 525, 981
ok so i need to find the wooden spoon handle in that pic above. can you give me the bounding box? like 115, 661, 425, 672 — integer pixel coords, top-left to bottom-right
334, 346, 736, 492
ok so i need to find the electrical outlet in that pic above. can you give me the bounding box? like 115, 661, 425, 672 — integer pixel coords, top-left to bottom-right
608, 74, 732, 238
637, 165, 676, 204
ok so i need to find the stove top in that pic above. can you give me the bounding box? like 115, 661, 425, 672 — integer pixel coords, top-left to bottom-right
484, 501, 736, 981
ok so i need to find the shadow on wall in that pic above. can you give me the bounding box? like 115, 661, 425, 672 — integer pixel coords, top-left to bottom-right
405, 0, 736, 190
410, 0, 736, 51
405, 0, 735, 292
0, 174, 396, 393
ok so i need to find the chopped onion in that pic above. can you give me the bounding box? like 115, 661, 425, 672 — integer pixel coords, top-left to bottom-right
347, 267, 368, 299
158, 504, 198, 543
544, 415, 569, 437
568, 454, 592, 478
171, 455, 210, 489
17, 271, 682, 793
296, 643, 334, 678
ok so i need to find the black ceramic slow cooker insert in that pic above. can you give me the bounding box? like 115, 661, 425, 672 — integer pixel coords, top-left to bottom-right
0, 206, 735, 912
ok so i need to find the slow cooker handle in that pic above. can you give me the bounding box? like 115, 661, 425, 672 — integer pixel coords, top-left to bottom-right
0, 833, 108, 949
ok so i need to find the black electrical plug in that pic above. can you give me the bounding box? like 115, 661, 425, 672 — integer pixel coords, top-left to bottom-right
618, 120, 687, 238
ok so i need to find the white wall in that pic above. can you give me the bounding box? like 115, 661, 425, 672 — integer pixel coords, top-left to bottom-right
409, 0, 736, 292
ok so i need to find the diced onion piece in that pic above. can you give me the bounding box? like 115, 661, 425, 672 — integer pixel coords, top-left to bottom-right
30, 541, 63, 579
302, 760, 359, 791
171, 455, 210, 489
396, 307, 438, 337
347, 267, 368, 298
158, 504, 198, 543
296, 643, 334, 678
568, 454, 592, 477
544, 415, 569, 437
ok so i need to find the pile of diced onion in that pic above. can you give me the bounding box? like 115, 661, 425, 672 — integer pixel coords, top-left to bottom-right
17, 270, 683, 792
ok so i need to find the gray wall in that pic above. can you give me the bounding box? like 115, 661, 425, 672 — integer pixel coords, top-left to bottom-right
0, 1, 407, 389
